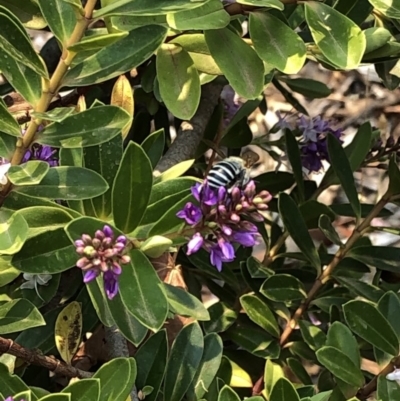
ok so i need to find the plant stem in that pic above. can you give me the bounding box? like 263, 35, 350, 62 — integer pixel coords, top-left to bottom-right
0, 0, 98, 206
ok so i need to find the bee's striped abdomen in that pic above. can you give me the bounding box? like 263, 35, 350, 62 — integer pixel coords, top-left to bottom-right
206, 159, 245, 190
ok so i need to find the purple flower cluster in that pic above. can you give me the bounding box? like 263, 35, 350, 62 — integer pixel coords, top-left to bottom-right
277, 113, 343, 173
177, 181, 271, 271
74, 225, 131, 300
5, 397, 24, 401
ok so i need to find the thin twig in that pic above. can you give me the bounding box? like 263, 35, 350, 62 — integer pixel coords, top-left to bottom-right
0, 336, 92, 378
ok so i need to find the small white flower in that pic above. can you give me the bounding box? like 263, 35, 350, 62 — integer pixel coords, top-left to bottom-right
20, 273, 52, 301
0, 162, 11, 185
386, 368, 400, 384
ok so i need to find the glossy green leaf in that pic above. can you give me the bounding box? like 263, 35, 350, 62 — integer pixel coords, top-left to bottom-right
37, 0, 75, 46
119, 250, 168, 331
0, 362, 32, 398
0, 298, 45, 334
7, 161, 49, 186
0, 0, 46, 29
218, 386, 240, 401
203, 302, 238, 334
156, 160, 195, 182
283, 78, 332, 98
37, 395, 70, 401
316, 346, 364, 387
164, 283, 210, 321
156, 43, 200, 120
388, 154, 400, 195
343, 300, 399, 356
135, 330, 168, 401
261, 274, 307, 302
61, 379, 100, 401
326, 321, 360, 367
239, 0, 283, 8
14, 166, 108, 200
32, 107, 76, 123
93, 357, 136, 401
305, 2, 366, 69
264, 360, 285, 399
240, 294, 280, 337
0, 9, 47, 77
0, 209, 28, 255
65, 25, 167, 86
36, 106, 130, 148
377, 375, 400, 401
298, 320, 326, 351
286, 358, 312, 385
164, 322, 204, 401
0, 256, 19, 287
270, 377, 300, 401
189, 333, 223, 400
334, 276, 384, 303
68, 32, 129, 52
377, 292, 400, 341
327, 134, 360, 219
0, 131, 16, 160
83, 134, 123, 219
141, 128, 165, 169
11, 227, 76, 274
256, 171, 294, 194
369, 0, 400, 19
112, 141, 153, 233
167, 0, 229, 30
250, 11, 306, 74
0, 102, 20, 137
318, 215, 342, 247
347, 245, 400, 273
278, 193, 321, 270
205, 27, 264, 99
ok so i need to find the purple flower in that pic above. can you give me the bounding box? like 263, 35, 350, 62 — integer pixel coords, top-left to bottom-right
210, 243, 235, 271
176, 202, 202, 225
5, 398, 24, 401
74, 225, 130, 300
232, 231, 258, 247
187, 233, 204, 255
22, 143, 58, 166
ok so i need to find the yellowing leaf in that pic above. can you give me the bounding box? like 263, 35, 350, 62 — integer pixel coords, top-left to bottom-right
111, 75, 134, 139
55, 301, 83, 364
229, 360, 253, 388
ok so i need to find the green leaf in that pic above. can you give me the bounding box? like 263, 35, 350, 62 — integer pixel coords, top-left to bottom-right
107, 291, 148, 346
83, 135, 123, 219
249, 11, 306, 74
240, 294, 280, 337
141, 128, 165, 169
377, 375, 400, 401
167, 0, 229, 30
0, 299, 45, 334
205, 27, 264, 99
388, 154, 400, 195
0, 362, 32, 398
94, 0, 209, 17
156, 160, 195, 182
256, 171, 295, 194
334, 276, 384, 303
156, 43, 200, 120
36, 106, 130, 148
261, 274, 307, 302
164, 283, 210, 321
347, 246, 400, 273
326, 321, 360, 367
278, 193, 321, 270
68, 31, 129, 53
298, 320, 326, 351
377, 291, 400, 341
189, 333, 223, 400
282, 78, 332, 98
86, 275, 114, 327
343, 300, 399, 356
203, 302, 238, 334
264, 360, 285, 399
65, 26, 167, 86
220, 118, 253, 148
93, 357, 136, 401
61, 379, 100, 401
32, 107, 76, 123
37, 0, 75, 46
0, 209, 28, 255
0, 256, 19, 287
286, 358, 312, 385
304, 2, 366, 69
327, 134, 360, 219
37, 395, 70, 401
218, 386, 240, 401
239, 0, 283, 8
11, 227, 76, 274
135, 330, 168, 401
318, 215, 342, 247
119, 250, 168, 331
7, 161, 49, 186
0, 102, 20, 137
369, 0, 400, 19
0, 0, 46, 30
316, 346, 364, 387
164, 322, 204, 401
14, 166, 108, 200
270, 377, 300, 401
0, 9, 47, 77
284, 129, 305, 201
0, 131, 16, 160
112, 141, 153, 233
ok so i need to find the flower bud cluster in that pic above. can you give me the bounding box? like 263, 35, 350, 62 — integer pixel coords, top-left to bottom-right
177, 181, 272, 271
74, 225, 130, 300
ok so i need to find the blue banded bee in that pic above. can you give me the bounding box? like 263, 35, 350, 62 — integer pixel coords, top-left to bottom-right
205, 150, 259, 191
